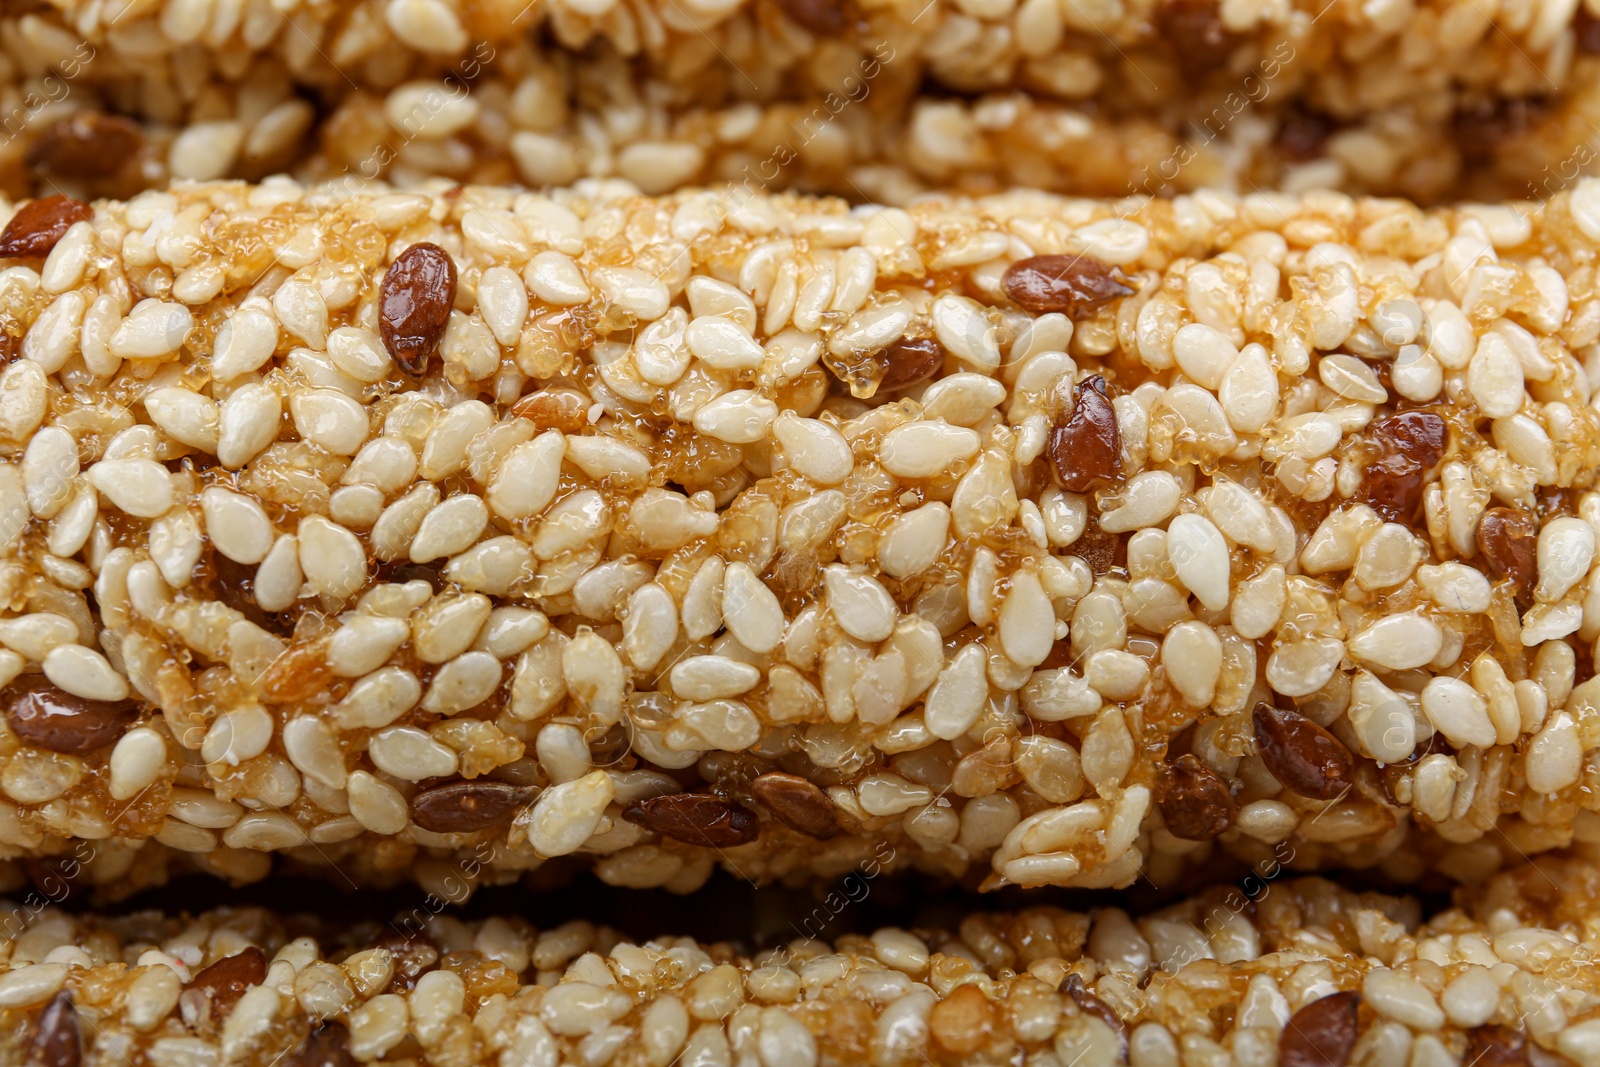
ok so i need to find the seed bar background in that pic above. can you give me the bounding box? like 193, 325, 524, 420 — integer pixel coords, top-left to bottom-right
4, 0, 1600, 204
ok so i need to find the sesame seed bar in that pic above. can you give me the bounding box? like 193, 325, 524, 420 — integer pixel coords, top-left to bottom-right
5, 177, 1600, 897
3, 852, 1600, 1067
8, 0, 1600, 205
19, 0, 1594, 121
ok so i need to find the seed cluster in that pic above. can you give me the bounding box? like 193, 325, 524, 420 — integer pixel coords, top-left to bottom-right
5, 0, 1600, 206
2, 851, 1600, 1067
0, 178, 1599, 899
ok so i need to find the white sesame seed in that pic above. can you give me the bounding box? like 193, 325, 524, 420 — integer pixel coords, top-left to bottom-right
0, 964, 68, 1007
385, 0, 469, 52
879, 421, 981, 479
997, 569, 1055, 667
410, 494, 489, 563
23, 291, 85, 374
254, 535, 303, 613
1172, 323, 1237, 390
386, 81, 479, 138
109, 727, 168, 801
773, 413, 853, 485
368, 726, 459, 780
921, 374, 1007, 427
290, 388, 369, 456
1535, 516, 1595, 603
524, 251, 592, 306
43, 644, 128, 702
1467, 332, 1525, 419
1348, 613, 1443, 671
86, 458, 174, 519
109, 299, 193, 359
202, 704, 274, 766
489, 432, 566, 520
823, 566, 898, 643
421, 651, 503, 714
282, 716, 348, 790
326, 326, 393, 383
1099, 471, 1180, 533
924, 642, 988, 740
518, 770, 615, 857
298, 516, 368, 603
1420, 676, 1496, 749
593, 267, 671, 322
217, 384, 283, 469
347, 770, 410, 835
692, 391, 779, 444
335, 667, 424, 731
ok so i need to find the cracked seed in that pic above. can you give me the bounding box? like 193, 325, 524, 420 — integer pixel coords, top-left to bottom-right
5, 677, 138, 755
750, 772, 839, 839
1048, 375, 1121, 493
1154, 754, 1236, 840
623, 793, 759, 848
1253, 703, 1354, 801
409, 781, 534, 833
1002, 255, 1131, 318
0, 196, 92, 259
1278, 991, 1359, 1067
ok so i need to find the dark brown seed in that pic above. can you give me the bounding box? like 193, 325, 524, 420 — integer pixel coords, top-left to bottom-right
776, 0, 847, 35
5, 677, 138, 755
1277, 109, 1337, 162
1455, 97, 1548, 161
1002, 255, 1132, 318
1156, 0, 1235, 74
1154, 754, 1236, 841
623, 793, 760, 848
879, 338, 943, 390
1048, 375, 1121, 493
379, 242, 457, 376
0, 195, 93, 259
1463, 1025, 1528, 1067
376, 930, 439, 991
187, 947, 268, 1017
1252, 704, 1354, 801
25, 992, 80, 1067
1476, 507, 1538, 600
1385, 411, 1447, 461
510, 388, 591, 433
1278, 991, 1360, 1067
749, 772, 838, 839
410, 781, 533, 833
281, 1022, 357, 1067
1362, 411, 1447, 523
28, 112, 144, 179
1064, 975, 1127, 1056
